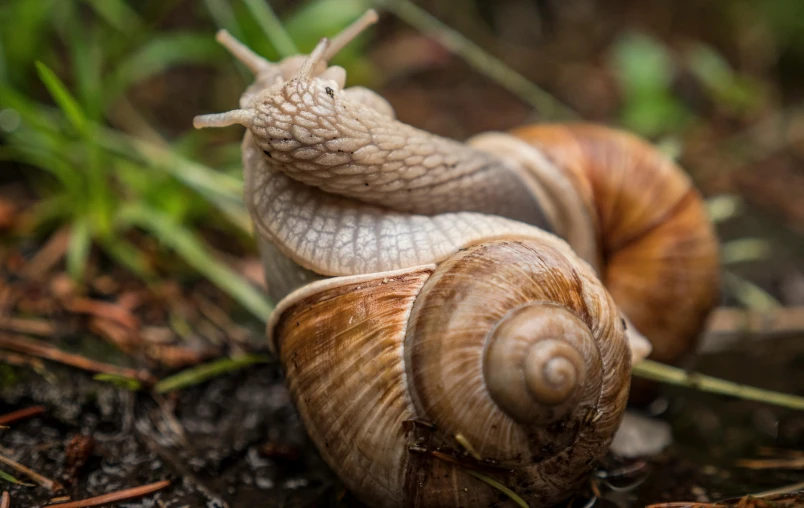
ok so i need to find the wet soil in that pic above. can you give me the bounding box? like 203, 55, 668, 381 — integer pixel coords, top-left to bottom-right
1, 333, 802, 507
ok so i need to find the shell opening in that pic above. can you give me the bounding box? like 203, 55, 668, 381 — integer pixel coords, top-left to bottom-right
484, 303, 594, 425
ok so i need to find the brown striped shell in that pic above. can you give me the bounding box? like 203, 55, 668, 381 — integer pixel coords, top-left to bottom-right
511, 124, 720, 366
268, 237, 631, 507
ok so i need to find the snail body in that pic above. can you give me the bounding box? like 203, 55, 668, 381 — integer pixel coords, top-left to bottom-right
195, 11, 718, 506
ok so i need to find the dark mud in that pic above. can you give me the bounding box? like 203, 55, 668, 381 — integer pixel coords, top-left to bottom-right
1, 334, 802, 507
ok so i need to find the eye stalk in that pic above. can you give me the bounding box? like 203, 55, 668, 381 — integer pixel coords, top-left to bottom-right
193, 10, 378, 131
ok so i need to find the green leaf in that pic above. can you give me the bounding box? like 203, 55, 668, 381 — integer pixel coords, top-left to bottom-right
121, 205, 272, 320
285, 0, 372, 53
67, 218, 92, 281
35, 61, 88, 136
610, 32, 674, 96
155, 355, 271, 393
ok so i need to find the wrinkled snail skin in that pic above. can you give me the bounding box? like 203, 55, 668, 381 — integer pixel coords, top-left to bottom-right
194, 14, 718, 507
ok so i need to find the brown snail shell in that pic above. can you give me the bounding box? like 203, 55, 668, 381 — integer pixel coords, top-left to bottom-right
192, 16, 720, 506
269, 238, 630, 507
510, 124, 720, 366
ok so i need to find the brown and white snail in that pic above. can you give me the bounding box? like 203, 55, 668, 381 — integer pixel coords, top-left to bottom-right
194, 10, 719, 507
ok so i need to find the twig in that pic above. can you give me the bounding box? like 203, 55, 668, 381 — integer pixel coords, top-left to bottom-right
0, 452, 62, 491
0, 406, 45, 426
632, 359, 804, 410
0, 491, 8, 508
0, 333, 156, 386
43, 480, 170, 508
376, 0, 578, 120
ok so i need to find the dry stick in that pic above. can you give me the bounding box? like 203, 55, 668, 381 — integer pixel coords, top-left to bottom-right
0, 452, 62, 492
377, 0, 578, 120
43, 480, 170, 508
632, 359, 804, 411
0, 491, 8, 508
0, 334, 156, 386
0, 406, 45, 426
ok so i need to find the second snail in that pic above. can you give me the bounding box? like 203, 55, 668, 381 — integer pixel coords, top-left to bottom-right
194, 10, 719, 508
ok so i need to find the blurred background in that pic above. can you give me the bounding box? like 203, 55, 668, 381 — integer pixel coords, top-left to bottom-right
0, 0, 803, 506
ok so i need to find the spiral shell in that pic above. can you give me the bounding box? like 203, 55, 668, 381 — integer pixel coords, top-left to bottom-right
269, 238, 630, 507
511, 124, 720, 365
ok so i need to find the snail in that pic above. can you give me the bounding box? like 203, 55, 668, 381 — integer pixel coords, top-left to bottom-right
194, 10, 719, 507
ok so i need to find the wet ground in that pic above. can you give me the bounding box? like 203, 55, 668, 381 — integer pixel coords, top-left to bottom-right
1, 332, 802, 507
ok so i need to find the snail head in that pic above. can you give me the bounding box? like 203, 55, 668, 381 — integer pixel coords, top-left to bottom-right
193, 9, 380, 131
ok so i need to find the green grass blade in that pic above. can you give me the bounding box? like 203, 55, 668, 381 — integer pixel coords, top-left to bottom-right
94, 373, 143, 391
155, 355, 271, 393
723, 271, 781, 311
99, 131, 251, 232
203, 0, 244, 37
463, 470, 529, 508
721, 238, 771, 265
67, 218, 92, 281
377, 0, 578, 120
35, 61, 88, 136
0, 468, 34, 487
243, 0, 298, 57
99, 237, 155, 280
107, 32, 224, 101
122, 205, 272, 320
82, 0, 142, 33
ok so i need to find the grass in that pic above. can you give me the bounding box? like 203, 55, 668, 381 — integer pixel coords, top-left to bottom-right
0, 0, 376, 322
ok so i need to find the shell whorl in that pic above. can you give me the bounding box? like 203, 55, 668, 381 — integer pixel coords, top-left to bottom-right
270, 238, 630, 507
403, 240, 624, 467
485, 303, 597, 425
511, 124, 720, 365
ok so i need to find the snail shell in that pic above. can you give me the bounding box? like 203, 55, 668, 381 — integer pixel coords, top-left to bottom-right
269, 238, 629, 507
193, 12, 719, 506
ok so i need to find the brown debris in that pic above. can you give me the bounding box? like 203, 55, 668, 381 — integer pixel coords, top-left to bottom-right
0, 491, 9, 508
43, 480, 170, 508
62, 435, 95, 485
